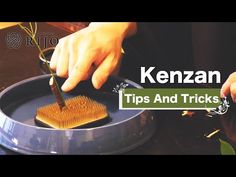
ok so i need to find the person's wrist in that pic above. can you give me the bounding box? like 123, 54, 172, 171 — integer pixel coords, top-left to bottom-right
89, 22, 136, 39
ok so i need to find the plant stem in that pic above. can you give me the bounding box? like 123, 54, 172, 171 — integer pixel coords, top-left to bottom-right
31, 37, 54, 76
18, 23, 66, 108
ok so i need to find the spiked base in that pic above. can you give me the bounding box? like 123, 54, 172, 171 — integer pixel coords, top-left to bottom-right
35, 96, 108, 129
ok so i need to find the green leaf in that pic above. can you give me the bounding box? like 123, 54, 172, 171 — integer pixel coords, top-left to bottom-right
219, 139, 236, 155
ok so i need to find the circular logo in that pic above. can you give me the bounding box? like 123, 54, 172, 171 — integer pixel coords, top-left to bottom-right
5, 32, 22, 49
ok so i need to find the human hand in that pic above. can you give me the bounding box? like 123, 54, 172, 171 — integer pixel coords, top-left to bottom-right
221, 72, 236, 102
50, 22, 136, 92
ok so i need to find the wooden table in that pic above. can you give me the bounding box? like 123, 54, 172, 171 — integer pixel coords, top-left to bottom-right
0, 22, 21, 29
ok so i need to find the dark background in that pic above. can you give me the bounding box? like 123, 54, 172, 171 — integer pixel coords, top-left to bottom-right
121, 22, 236, 88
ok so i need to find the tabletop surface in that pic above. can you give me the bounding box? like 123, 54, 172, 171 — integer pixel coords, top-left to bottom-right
0, 23, 234, 155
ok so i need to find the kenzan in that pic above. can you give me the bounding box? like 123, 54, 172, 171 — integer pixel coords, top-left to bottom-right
140, 67, 221, 84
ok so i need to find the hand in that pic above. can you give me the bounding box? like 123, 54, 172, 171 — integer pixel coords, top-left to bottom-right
220, 72, 236, 102
50, 22, 136, 92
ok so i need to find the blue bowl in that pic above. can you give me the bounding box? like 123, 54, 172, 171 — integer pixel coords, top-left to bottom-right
0, 75, 156, 154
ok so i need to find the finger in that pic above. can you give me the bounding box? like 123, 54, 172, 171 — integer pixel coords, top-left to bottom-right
61, 49, 96, 92
56, 41, 69, 78
221, 72, 236, 98
92, 54, 118, 89
230, 82, 236, 102
68, 41, 79, 76
50, 43, 61, 70
221, 81, 230, 98
82, 65, 96, 81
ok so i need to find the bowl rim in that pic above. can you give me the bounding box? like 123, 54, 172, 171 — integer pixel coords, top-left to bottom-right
0, 74, 146, 132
